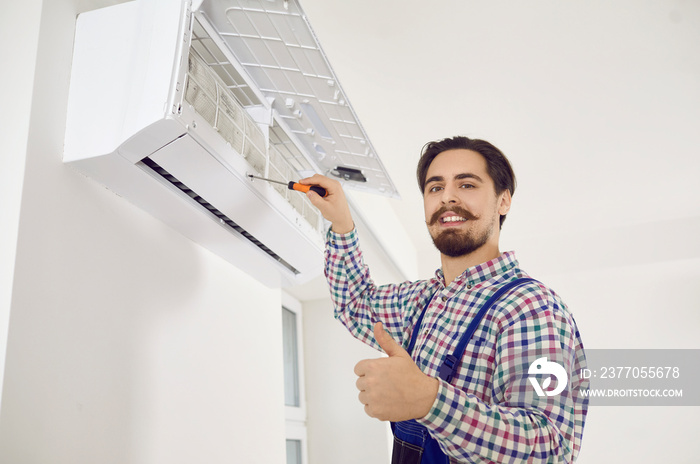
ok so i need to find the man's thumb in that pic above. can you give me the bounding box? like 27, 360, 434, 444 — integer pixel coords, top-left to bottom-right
374, 322, 409, 358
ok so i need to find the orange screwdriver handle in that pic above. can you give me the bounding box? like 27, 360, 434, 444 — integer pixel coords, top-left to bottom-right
289, 182, 328, 197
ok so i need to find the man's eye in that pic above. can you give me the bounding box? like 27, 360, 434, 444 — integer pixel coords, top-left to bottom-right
428, 186, 443, 193
461, 184, 475, 189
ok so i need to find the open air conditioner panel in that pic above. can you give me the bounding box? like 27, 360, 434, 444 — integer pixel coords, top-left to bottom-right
64, 0, 397, 287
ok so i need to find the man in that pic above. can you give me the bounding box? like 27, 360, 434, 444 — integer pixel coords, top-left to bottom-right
301, 136, 588, 463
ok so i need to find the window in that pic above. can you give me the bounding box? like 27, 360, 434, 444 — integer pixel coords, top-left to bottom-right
282, 293, 308, 464
286, 439, 302, 464
283, 306, 300, 407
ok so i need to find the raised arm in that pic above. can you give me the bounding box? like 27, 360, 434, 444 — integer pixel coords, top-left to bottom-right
301, 174, 428, 350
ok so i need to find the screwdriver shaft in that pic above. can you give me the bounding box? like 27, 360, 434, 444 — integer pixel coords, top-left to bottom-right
248, 174, 287, 186
247, 174, 328, 197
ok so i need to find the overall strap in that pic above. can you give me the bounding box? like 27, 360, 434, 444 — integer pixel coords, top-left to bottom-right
406, 292, 436, 356
438, 277, 537, 383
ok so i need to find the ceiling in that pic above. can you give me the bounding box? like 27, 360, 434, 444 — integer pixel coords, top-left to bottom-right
292, 0, 700, 282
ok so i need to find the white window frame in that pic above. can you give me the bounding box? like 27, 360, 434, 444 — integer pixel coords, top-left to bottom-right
285, 423, 309, 464
282, 291, 308, 464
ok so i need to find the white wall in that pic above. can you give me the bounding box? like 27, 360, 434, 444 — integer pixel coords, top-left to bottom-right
303, 297, 391, 464
0, 0, 43, 412
0, 1, 287, 462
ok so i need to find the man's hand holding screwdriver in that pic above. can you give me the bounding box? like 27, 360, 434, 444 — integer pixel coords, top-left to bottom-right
299, 174, 354, 234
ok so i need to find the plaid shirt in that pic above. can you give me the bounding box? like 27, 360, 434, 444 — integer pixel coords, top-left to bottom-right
325, 228, 588, 464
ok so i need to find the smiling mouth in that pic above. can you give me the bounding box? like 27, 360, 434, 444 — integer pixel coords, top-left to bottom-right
428, 206, 476, 226
440, 215, 467, 224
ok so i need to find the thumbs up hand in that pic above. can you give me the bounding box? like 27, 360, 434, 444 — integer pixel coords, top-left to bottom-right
354, 322, 440, 422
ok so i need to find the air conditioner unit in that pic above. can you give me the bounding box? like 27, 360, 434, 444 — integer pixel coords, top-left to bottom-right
64, 0, 398, 287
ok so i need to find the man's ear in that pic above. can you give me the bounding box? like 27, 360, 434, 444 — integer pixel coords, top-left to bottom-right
498, 189, 512, 216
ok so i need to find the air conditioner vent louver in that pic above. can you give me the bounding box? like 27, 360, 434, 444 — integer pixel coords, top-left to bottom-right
141, 157, 300, 276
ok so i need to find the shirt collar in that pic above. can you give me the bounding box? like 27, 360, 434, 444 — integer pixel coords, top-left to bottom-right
433, 251, 519, 289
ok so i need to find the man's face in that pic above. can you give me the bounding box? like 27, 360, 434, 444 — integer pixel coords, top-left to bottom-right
423, 149, 509, 258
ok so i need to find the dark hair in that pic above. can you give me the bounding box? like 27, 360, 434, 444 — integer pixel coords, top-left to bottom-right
416, 136, 516, 228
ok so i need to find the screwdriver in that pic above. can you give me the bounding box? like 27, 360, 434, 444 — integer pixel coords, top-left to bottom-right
248, 174, 328, 197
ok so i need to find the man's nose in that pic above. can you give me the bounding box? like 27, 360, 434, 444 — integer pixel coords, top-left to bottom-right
440, 185, 458, 204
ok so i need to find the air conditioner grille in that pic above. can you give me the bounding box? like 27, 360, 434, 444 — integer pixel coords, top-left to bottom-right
140, 157, 300, 276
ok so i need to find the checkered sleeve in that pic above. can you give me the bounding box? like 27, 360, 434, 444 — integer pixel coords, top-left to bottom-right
325, 228, 423, 350
418, 285, 587, 463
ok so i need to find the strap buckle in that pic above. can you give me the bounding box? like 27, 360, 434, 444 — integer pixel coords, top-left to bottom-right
438, 355, 458, 383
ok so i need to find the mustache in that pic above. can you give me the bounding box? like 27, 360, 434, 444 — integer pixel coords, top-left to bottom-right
427, 206, 478, 226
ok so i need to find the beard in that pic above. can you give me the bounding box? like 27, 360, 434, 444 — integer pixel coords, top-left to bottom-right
427, 206, 493, 258
431, 228, 491, 258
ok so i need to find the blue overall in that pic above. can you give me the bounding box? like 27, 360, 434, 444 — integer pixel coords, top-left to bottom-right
390, 278, 536, 464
